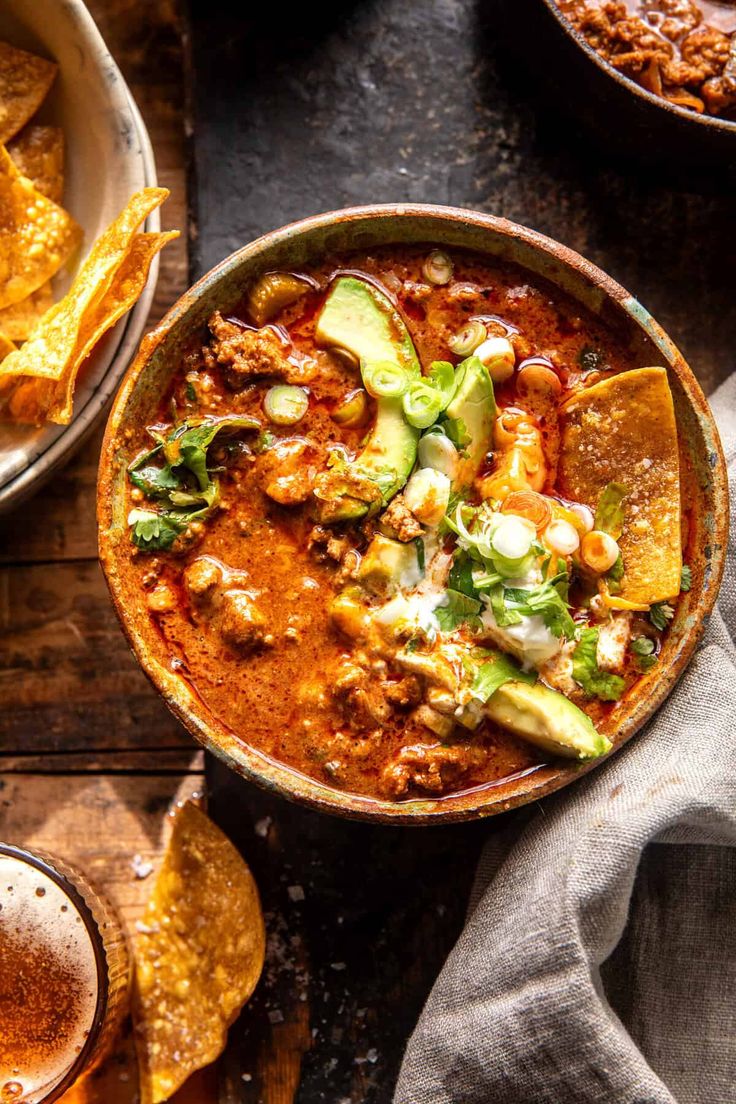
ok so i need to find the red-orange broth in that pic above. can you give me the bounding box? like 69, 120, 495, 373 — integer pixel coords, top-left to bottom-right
118, 247, 690, 801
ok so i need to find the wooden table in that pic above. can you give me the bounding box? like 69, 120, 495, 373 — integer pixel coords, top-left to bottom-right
2, 0, 734, 1101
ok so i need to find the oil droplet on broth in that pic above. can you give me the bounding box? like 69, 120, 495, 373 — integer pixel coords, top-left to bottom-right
2, 1082, 24, 1100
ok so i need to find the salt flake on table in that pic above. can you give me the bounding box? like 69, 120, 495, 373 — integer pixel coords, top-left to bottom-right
130, 853, 153, 879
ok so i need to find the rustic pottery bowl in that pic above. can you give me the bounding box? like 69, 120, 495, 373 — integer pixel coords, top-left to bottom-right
98, 205, 728, 825
0, 0, 159, 512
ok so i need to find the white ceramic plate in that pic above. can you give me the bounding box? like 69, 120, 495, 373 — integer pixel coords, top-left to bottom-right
0, 0, 160, 513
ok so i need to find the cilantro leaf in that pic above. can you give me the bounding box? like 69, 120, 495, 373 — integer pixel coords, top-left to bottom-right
488, 584, 523, 626
436, 589, 482, 632
525, 584, 576, 639
448, 550, 477, 598
427, 360, 457, 409
128, 453, 180, 499
128, 508, 188, 551
500, 576, 576, 639
127, 416, 260, 552
168, 482, 220, 509
572, 628, 626, 701
470, 651, 536, 703
444, 415, 469, 449
594, 482, 628, 539
680, 564, 692, 592
166, 415, 260, 490
649, 602, 674, 631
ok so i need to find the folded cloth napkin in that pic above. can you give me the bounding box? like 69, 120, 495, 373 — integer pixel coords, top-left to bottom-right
395, 373, 736, 1104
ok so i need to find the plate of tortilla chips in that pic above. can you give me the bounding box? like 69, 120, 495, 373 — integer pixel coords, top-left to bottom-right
0, 0, 169, 512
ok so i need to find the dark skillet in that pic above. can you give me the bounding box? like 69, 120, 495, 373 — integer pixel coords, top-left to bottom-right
502, 0, 736, 179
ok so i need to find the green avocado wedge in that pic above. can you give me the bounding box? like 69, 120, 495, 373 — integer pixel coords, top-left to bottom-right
486, 679, 612, 760
314, 277, 420, 521
444, 355, 496, 491
357, 533, 422, 594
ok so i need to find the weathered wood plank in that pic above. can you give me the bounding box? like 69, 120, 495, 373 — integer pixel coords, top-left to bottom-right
0, 428, 101, 565
0, 748, 205, 773
0, 771, 204, 940
0, 559, 191, 752
208, 759, 487, 1104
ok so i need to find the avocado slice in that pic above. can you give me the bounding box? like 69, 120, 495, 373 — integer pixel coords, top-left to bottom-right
358, 534, 422, 594
486, 679, 611, 760
444, 356, 496, 491
315, 277, 420, 520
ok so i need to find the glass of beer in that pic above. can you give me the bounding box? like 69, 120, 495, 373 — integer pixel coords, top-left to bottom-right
0, 843, 131, 1103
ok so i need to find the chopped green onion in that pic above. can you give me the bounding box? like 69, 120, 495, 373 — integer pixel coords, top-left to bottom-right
448, 320, 487, 357
403, 381, 444, 429
475, 336, 516, 383
422, 249, 453, 286
491, 515, 534, 562
680, 564, 692, 592
631, 636, 657, 671
418, 431, 459, 479
263, 385, 309, 425
361, 360, 409, 399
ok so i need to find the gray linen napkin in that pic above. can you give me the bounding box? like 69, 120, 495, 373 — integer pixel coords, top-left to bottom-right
395, 373, 736, 1104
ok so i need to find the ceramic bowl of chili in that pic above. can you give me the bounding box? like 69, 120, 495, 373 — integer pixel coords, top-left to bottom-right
531, 0, 736, 165
98, 205, 728, 825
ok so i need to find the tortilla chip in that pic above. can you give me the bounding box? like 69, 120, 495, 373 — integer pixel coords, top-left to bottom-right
7, 124, 64, 202
0, 332, 17, 361
2, 229, 177, 424
49, 229, 178, 423
0, 145, 82, 309
559, 367, 682, 605
0, 280, 53, 341
0, 186, 169, 381
133, 802, 265, 1104
0, 42, 57, 146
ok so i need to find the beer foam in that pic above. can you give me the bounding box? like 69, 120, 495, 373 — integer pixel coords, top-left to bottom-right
0, 854, 99, 1103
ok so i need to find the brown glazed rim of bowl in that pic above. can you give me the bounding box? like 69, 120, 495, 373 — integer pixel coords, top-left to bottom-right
541, 0, 736, 136
98, 204, 728, 826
